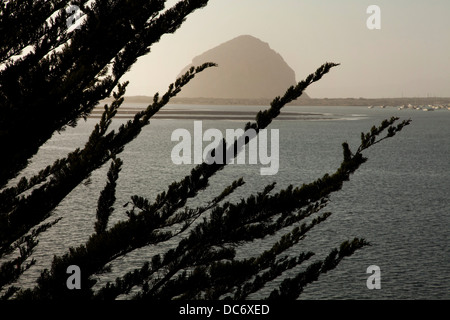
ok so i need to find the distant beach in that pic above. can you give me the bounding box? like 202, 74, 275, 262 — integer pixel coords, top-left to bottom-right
94, 96, 450, 120
89, 107, 338, 121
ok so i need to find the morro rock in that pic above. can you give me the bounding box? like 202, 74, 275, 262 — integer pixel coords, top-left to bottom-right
177, 35, 308, 100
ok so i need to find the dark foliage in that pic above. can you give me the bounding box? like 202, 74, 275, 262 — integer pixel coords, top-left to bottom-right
0, 1, 410, 300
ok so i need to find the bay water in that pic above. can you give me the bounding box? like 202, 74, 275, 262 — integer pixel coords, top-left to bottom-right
11, 104, 450, 299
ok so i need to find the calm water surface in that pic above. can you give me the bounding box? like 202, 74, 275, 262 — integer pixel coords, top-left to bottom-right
11, 105, 450, 299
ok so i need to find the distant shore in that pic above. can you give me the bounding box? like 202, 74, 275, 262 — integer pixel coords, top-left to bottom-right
89, 107, 340, 121
102, 95, 450, 107
92, 95, 450, 120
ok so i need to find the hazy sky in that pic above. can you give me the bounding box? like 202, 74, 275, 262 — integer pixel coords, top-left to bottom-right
121, 0, 450, 98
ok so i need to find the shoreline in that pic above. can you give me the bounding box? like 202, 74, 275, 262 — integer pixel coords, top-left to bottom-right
101, 96, 450, 107
88, 109, 340, 121
90, 101, 450, 120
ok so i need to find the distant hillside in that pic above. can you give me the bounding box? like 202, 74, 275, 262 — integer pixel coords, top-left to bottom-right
176, 35, 308, 100
108, 96, 450, 107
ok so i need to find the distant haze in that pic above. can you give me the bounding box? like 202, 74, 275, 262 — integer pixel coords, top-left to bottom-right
122, 0, 450, 99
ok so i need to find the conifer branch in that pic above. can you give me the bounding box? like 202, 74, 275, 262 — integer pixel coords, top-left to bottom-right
128, 62, 340, 231
94, 156, 122, 235
0, 63, 215, 277
1, 1, 414, 301
357, 116, 412, 153
93, 177, 245, 300
0, 217, 60, 297
108, 116, 407, 300
267, 238, 370, 300
0, 0, 211, 188
9, 62, 219, 299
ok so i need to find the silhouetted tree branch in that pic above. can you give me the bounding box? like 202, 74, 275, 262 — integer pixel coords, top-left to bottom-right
0, 1, 411, 301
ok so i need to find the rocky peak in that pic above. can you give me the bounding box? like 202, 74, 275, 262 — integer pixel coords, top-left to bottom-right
177, 35, 308, 100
